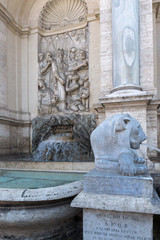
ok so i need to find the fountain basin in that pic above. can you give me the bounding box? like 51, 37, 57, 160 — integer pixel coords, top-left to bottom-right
0, 170, 84, 240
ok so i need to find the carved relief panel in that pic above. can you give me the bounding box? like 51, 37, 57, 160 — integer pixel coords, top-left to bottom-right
38, 0, 89, 115
38, 28, 89, 115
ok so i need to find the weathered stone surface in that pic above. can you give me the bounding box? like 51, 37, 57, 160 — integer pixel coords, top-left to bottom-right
71, 190, 160, 215
0, 181, 83, 240
112, 0, 140, 91
83, 169, 153, 198
32, 114, 96, 162
38, 27, 89, 114
83, 209, 152, 240
0, 20, 7, 108
0, 180, 83, 202
39, 0, 88, 30
91, 113, 147, 176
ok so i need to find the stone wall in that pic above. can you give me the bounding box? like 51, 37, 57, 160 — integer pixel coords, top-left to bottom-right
0, 11, 31, 155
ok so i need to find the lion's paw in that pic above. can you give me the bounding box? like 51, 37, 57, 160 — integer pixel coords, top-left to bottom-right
118, 153, 137, 176
136, 164, 147, 174
134, 156, 145, 164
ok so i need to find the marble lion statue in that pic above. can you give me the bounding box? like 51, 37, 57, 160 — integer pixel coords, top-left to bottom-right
90, 113, 147, 176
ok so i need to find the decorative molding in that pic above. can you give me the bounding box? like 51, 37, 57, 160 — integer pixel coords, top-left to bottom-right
39, 0, 88, 31
153, 0, 160, 4
0, 3, 99, 37
153, 3, 160, 18
38, 8, 100, 37
0, 107, 31, 126
38, 21, 88, 36
0, 3, 31, 36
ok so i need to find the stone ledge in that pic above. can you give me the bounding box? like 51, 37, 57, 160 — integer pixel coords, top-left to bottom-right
0, 107, 31, 126
94, 90, 156, 112
0, 180, 83, 203
71, 189, 160, 215
0, 160, 95, 172
99, 90, 154, 105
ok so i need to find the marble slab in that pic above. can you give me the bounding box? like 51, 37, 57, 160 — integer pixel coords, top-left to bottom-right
83, 209, 152, 240
83, 169, 153, 198
112, 0, 140, 89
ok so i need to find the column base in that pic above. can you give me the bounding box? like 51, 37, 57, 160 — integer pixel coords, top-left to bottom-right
110, 84, 142, 93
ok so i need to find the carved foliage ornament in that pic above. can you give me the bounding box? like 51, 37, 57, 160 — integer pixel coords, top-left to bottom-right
39, 0, 88, 30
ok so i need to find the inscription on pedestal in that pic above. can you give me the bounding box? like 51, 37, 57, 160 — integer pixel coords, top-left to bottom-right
84, 210, 152, 240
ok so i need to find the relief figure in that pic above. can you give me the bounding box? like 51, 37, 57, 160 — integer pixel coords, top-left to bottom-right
74, 50, 88, 71
55, 49, 67, 111
38, 53, 45, 81
66, 74, 85, 112
40, 52, 54, 88
38, 79, 58, 115
80, 81, 90, 111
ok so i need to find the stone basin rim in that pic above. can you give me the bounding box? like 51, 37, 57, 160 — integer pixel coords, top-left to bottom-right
0, 180, 83, 202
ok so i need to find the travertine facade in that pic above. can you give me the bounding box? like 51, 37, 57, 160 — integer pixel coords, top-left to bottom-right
0, 0, 160, 171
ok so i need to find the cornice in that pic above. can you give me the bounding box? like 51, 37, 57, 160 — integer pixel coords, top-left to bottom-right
0, 3, 30, 36
38, 21, 88, 36
0, 3, 99, 37
38, 9, 99, 36
153, 0, 160, 4
0, 107, 31, 127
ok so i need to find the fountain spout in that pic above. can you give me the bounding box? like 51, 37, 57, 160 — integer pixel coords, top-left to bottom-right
141, 143, 160, 153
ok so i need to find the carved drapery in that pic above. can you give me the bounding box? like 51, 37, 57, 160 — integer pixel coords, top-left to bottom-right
38, 0, 89, 115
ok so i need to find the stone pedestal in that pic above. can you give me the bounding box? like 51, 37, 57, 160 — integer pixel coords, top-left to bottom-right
71, 169, 160, 240
83, 209, 152, 240
84, 169, 153, 198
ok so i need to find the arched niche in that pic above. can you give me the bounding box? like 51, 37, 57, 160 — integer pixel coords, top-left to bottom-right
37, 0, 89, 115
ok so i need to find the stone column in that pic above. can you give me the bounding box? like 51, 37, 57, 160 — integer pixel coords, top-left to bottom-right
0, 19, 7, 107
112, 0, 141, 92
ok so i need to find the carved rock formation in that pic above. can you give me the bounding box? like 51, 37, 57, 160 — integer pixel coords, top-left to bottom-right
32, 114, 96, 162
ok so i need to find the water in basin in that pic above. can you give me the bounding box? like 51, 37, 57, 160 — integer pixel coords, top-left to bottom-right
0, 169, 84, 189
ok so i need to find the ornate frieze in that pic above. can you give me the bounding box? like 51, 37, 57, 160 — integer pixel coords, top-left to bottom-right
38, 26, 89, 115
